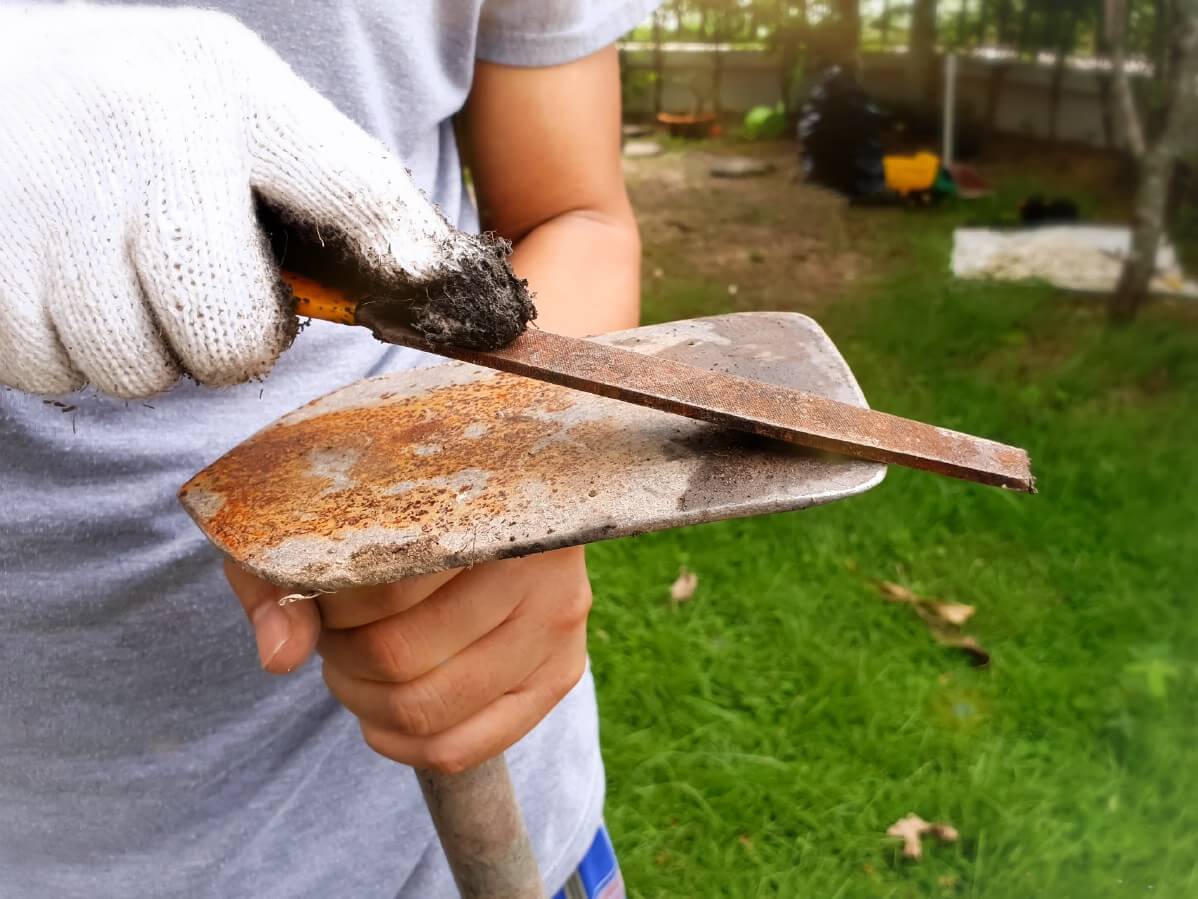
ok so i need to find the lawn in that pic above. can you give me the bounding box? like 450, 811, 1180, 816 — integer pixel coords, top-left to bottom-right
586, 142, 1198, 898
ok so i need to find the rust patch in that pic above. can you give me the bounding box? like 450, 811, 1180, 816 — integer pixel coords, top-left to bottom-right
181, 370, 744, 587
181, 375, 584, 563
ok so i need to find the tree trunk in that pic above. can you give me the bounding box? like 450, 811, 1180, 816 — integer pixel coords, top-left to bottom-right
777, 1, 801, 118
778, 39, 792, 118
1110, 2, 1198, 323
1096, 7, 1116, 149
1111, 148, 1174, 321
996, 0, 1013, 45
1048, 51, 1066, 140
908, 0, 939, 109
1108, 0, 1147, 155
837, 0, 861, 51
652, 8, 664, 117
710, 10, 725, 117
983, 63, 1009, 135
1096, 71, 1117, 148
975, 0, 990, 45
1047, 8, 1074, 141
1017, 0, 1035, 58
1152, 0, 1173, 86
779, 46, 795, 116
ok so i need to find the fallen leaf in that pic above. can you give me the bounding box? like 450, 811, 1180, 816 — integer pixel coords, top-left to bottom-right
931, 602, 976, 627
875, 581, 987, 666
887, 814, 930, 859
878, 581, 974, 626
877, 580, 920, 603
931, 631, 991, 667
915, 611, 991, 666
886, 813, 960, 860
930, 822, 959, 842
670, 566, 698, 603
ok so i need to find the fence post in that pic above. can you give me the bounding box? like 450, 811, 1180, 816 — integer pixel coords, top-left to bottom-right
943, 52, 958, 166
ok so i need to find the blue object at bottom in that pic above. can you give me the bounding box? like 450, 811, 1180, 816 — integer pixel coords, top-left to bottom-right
553, 825, 623, 899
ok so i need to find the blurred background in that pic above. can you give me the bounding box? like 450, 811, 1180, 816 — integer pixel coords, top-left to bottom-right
586, 2, 1198, 896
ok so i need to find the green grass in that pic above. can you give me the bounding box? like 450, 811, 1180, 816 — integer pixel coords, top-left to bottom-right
587, 186, 1198, 897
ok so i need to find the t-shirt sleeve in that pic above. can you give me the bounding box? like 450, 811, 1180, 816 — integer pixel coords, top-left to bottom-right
477, 0, 660, 67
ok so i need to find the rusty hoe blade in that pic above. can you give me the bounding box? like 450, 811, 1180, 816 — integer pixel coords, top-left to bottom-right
181, 313, 891, 591
358, 307, 1035, 494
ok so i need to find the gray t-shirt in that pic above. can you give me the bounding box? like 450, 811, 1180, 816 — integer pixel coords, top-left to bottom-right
0, 2, 655, 895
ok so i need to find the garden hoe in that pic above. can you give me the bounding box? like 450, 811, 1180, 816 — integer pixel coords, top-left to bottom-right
180, 275, 1033, 899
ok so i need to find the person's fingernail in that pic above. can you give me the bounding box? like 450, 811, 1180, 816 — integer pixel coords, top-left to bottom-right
252, 601, 290, 669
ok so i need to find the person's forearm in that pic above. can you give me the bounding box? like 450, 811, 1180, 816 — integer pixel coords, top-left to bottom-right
506, 207, 641, 339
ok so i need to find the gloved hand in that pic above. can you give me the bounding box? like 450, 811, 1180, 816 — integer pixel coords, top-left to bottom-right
0, 6, 519, 399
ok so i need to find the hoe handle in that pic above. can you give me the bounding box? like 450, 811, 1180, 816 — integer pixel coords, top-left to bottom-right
284, 272, 546, 896
416, 756, 546, 899
285, 271, 360, 324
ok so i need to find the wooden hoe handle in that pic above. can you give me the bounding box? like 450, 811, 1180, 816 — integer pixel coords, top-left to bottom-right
284, 271, 546, 897
284, 271, 360, 325
417, 759, 547, 898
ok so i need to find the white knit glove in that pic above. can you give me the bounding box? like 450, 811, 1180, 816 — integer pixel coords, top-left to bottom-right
0, 6, 525, 399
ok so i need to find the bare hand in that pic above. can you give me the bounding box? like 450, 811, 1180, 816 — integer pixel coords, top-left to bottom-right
225, 548, 592, 773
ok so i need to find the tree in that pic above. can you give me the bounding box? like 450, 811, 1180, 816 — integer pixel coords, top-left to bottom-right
836, 0, 862, 51
652, 6, 665, 116
1045, 2, 1095, 139
769, 0, 808, 117
908, 0, 940, 108
1107, 0, 1198, 322
996, 0, 1016, 44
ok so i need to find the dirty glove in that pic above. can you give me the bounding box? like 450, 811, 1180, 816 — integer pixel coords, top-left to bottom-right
0, 6, 526, 399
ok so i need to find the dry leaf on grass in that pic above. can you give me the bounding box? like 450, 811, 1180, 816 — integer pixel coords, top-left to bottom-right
670, 566, 698, 603
875, 580, 988, 666
877, 580, 975, 626
911, 605, 991, 666
929, 602, 976, 627
886, 813, 960, 860
877, 580, 920, 603
925, 628, 991, 667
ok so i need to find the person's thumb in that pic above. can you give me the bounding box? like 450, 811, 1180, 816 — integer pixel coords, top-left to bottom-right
244, 53, 457, 282
244, 61, 536, 350
223, 558, 321, 675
